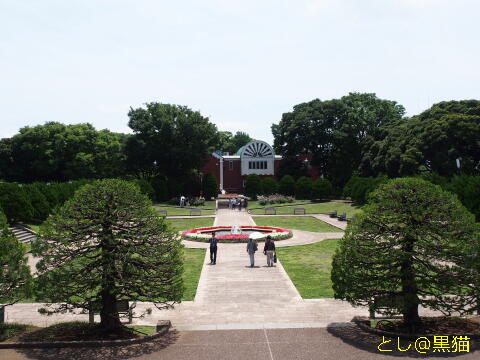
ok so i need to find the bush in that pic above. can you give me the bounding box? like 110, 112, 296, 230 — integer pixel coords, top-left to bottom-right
311, 178, 332, 200
445, 175, 480, 221
257, 194, 295, 206
150, 178, 168, 202
278, 175, 295, 196
0, 183, 34, 223
343, 176, 388, 204
203, 173, 218, 200
245, 174, 263, 200
23, 184, 50, 221
295, 176, 313, 200
261, 177, 279, 196
132, 179, 155, 200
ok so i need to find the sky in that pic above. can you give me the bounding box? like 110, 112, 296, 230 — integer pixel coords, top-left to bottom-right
1, 0, 478, 143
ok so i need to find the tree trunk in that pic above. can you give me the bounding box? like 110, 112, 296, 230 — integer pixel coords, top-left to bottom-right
100, 287, 121, 331
401, 237, 422, 332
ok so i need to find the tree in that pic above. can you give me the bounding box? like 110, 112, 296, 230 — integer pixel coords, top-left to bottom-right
278, 175, 295, 196
126, 103, 219, 178
272, 93, 405, 187
0, 208, 32, 311
33, 179, 184, 331
23, 184, 50, 221
360, 100, 480, 178
311, 178, 332, 200
445, 175, 480, 221
0, 122, 127, 182
294, 176, 312, 200
150, 178, 168, 202
245, 174, 263, 200
261, 177, 279, 196
203, 173, 218, 200
332, 178, 480, 331
0, 183, 34, 223
216, 131, 254, 154
131, 179, 155, 200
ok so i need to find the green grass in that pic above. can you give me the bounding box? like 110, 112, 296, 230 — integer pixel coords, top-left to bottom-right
253, 216, 341, 232
247, 200, 311, 209
182, 248, 206, 301
128, 325, 156, 336
277, 239, 339, 298
153, 205, 216, 216
0, 323, 34, 342
249, 201, 361, 216
25, 224, 40, 233
165, 218, 214, 232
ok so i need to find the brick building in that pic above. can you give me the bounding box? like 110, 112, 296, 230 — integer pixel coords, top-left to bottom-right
201, 140, 282, 193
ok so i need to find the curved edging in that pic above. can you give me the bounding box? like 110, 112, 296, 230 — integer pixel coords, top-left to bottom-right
353, 317, 480, 340
0, 320, 171, 349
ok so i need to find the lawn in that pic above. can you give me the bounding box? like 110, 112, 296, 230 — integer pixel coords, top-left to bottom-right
153, 204, 216, 216
165, 218, 214, 232
253, 216, 341, 232
249, 201, 361, 217
247, 200, 312, 209
182, 248, 206, 301
276, 239, 339, 298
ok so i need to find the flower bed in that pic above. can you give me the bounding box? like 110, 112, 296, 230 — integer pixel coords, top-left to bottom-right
182, 225, 293, 243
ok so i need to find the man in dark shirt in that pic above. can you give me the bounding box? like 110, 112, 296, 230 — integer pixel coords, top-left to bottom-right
209, 231, 218, 265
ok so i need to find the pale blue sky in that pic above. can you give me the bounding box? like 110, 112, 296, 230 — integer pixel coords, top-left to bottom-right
1, 0, 478, 143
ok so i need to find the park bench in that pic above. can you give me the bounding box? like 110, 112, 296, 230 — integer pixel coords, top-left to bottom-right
337, 212, 347, 221
328, 210, 337, 218
88, 299, 133, 324
294, 207, 306, 215
156, 209, 167, 217
190, 208, 201, 216
265, 207, 276, 215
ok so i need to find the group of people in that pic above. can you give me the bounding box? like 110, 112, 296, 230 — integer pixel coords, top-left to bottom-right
208, 232, 276, 268
179, 195, 204, 207
228, 197, 248, 211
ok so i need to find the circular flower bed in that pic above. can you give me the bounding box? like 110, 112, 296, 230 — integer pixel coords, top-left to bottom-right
182, 226, 292, 243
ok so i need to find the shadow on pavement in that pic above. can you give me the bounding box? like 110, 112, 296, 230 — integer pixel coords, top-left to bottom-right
16, 330, 179, 360
326, 323, 479, 358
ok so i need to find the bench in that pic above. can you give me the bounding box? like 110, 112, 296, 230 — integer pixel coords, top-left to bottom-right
337, 212, 347, 221
88, 299, 133, 324
294, 207, 306, 215
190, 208, 201, 216
156, 209, 167, 217
328, 210, 337, 218
265, 207, 276, 215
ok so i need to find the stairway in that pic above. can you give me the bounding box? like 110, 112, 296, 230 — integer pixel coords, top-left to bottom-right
9, 225, 37, 243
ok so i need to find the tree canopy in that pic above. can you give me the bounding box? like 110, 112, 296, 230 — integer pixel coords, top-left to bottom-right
33, 179, 184, 330
272, 93, 405, 187
332, 178, 480, 331
217, 131, 254, 154
360, 100, 480, 177
126, 103, 218, 178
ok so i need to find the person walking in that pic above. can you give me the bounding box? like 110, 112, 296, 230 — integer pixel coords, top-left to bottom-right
232, 198, 236, 211
246, 238, 258, 267
209, 232, 218, 265
243, 198, 248, 210
228, 198, 232, 210
263, 235, 276, 267
238, 197, 243, 211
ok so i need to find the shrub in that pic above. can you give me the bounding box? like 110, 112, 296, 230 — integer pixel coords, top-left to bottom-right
257, 194, 294, 205
23, 184, 50, 221
132, 179, 155, 200
278, 175, 295, 196
261, 177, 279, 196
445, 175, 480, 221
0, 183, 34, 223
343, 176, 388, 204
295, 176, 313, 200
203, 173, 218, 200
311, 178, 332, 200
245, 174, 263, 200
150, 178, 168, 202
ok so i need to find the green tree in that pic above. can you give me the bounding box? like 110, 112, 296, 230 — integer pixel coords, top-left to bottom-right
203, 173, 218, 200
245, 174, 263, 199
272, 93, 405, 187
311, 178, 332, 200
261, 177, 279, 196
23, 184, 50, 221
0, 122, 127, 182
332, 178, 480, 331
150, 178, 168, 202
126, 103, 219, 178
216, 131, 254, 154
33, 179, 184, 331
0, 208, 32, 310
278, 175, 295, 196
295, 176, 312, 200
0, 183, 34, 223
132, 179, 155, 200
360, 100, 480, 177
446, 175, 480, 221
